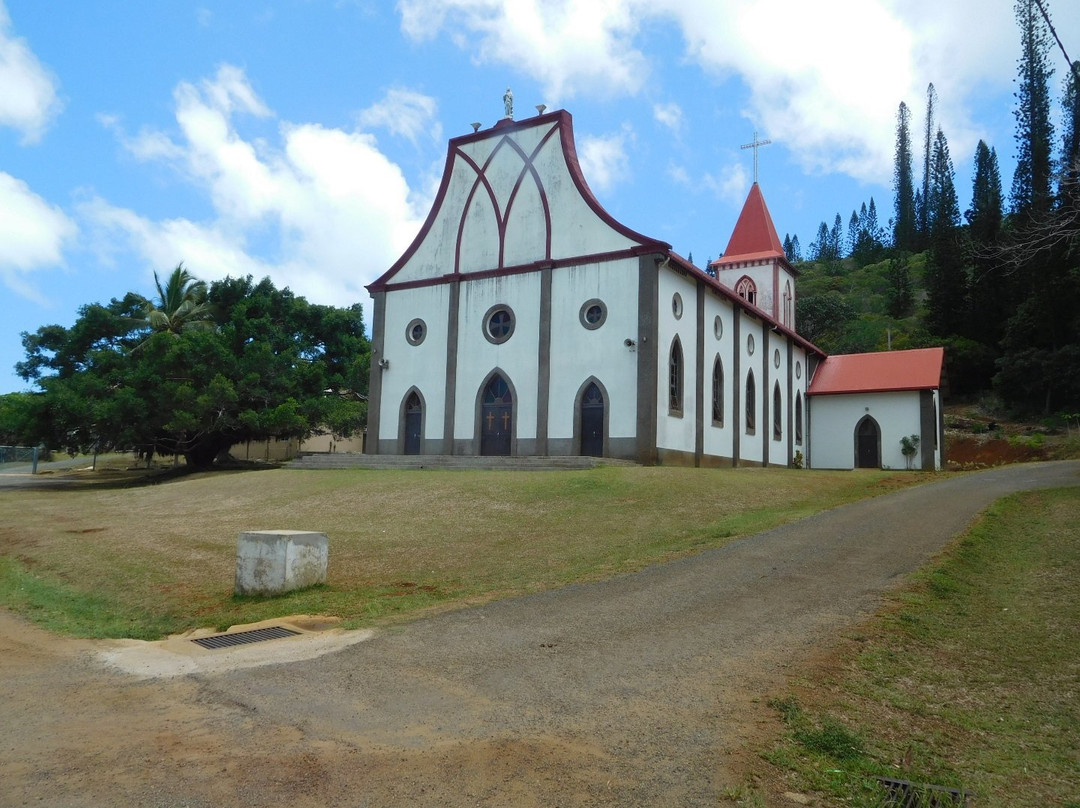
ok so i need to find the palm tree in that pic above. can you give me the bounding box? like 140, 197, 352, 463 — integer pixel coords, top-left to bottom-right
140, 263, 215, 335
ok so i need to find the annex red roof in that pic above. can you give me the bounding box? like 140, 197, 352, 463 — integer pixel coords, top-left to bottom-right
807, 347, 944, 396
713, 182, 785, 265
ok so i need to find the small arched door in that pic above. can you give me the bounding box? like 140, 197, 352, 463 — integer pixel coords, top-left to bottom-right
481, 374, 513, 456
580, 382, 604, 457
403, 392, 422, 455
856, 416, 880, 468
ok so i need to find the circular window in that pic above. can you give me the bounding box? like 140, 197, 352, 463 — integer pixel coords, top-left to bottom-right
774, 349, 781, 369
747, 333, 755, 355
579, 298, 607, 330
405, 318, 426, 346
483, 304, 515, 344
672, 293, 683, 320
795, 361, 802, 379
713, 315, 723, 340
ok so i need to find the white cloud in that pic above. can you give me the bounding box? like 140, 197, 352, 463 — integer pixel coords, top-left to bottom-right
84, 65, 424, 304
667, 163, 691, 186
394, 0, 1080, 184
397, 0, 649, 102
653, 102, 683, 134
358, 87, 442, 145
0, 172, 77, 302
0, 0, 62, 142
704, 163, 750, 207
578, 126, 633, 193
669, 159, 748, 207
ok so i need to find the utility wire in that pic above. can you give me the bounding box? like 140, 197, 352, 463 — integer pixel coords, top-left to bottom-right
1032, 0, 1080, 83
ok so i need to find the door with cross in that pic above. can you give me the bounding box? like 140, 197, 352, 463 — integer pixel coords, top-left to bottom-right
481, 374, 513, 456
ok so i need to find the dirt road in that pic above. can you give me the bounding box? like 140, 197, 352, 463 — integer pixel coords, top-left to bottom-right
3, 461, 1077, 807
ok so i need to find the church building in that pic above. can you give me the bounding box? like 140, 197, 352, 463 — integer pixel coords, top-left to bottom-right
365, 103, 944, 470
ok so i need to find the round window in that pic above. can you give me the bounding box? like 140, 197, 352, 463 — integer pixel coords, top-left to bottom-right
774, 349, 781, 369
795, 361, 802, 379
405, 318, 426, 346
672, 293, 683, 320
713, 315, 723, 340
483, 304, 515, 344
747, 333, 755, 355
579, 298, 607, 330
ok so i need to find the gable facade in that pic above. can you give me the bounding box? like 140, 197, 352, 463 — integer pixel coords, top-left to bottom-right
366, 107, 941, 469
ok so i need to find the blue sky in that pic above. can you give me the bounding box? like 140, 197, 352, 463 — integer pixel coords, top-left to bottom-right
2, 0, 1078, 394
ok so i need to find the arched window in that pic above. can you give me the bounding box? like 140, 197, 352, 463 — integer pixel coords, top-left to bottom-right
745, 370, 756, 433
795, 391, 803, 445
735, 276, 757, 306
669, 337, 684, 414
773, 382, 782, 440
783, 281, 793, 326
711, 356, 724, 426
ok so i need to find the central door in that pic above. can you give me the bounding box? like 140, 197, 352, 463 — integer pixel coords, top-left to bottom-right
481, 374, 513, 456
580, 382, 604, 457
856, 417, 880, 468
403, 392, 422, 455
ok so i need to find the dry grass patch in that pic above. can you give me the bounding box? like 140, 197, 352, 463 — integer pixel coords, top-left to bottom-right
1, 464, 934, 639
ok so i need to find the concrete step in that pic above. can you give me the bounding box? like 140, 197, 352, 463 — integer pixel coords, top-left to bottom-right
286, 453, 638, 471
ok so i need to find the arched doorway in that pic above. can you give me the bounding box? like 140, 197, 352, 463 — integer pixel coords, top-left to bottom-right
855, 416, 881, 468
481, 374, 513, 456
580, 382, 604, 457
403, 391, 422, 455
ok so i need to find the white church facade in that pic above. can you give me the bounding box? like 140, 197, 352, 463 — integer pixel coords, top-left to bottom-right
365, 106, 944, 470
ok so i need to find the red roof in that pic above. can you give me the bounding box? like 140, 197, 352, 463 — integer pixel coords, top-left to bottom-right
713, 183, 785, 265
807, 347, 944, 396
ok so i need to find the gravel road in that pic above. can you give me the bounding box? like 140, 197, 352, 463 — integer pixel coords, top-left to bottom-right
2, 461, 1077, 807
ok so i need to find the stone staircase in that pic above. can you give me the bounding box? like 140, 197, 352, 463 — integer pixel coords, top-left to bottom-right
286, 453, 637, 471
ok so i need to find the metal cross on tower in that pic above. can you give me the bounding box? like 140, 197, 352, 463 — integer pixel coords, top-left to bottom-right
741, 131, 772, 183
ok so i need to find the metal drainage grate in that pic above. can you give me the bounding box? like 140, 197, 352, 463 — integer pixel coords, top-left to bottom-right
191, 626, 300, 650
877, 777, 970, 807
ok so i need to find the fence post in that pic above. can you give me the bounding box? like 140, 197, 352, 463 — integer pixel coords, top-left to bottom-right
32, 445, 39, 474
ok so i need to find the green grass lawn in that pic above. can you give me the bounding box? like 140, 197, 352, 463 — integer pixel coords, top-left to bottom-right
0, 463, 929, 639
758, 486, 1080, 808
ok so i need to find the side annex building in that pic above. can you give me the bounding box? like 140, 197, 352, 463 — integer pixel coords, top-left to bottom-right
365, 107, 944, 471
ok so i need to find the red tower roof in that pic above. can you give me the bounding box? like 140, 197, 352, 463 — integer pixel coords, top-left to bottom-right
716, 183, 786, 264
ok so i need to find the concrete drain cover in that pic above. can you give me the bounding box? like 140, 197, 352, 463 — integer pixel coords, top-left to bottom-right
191, 626, 300, 650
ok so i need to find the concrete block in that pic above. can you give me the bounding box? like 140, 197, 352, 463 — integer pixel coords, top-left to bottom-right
235, 530, 328, 596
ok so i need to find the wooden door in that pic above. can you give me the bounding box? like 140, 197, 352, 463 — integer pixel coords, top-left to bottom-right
856, 417, 880, 468
403, 392, 422, 455
481, 375, 512, 456
580, 382, 604, 457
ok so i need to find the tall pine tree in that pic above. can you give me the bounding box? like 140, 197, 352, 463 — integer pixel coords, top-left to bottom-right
893, 102, 917, 250
918, 83, 938, 248
966, 141, 1009, 347
1060, 61, 1080, 208
1010, 0, 1055, 216
924, 129, 967, 337
997, 44, 1080, 412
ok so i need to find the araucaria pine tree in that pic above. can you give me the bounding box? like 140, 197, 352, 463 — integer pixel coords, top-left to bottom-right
893, 102, 917, 250
966, 140, 1009, 346
1010, 0, 1055, 216
924, 129, 967, 336
919, 83, 938, 248
1060, 61, 1080, 208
